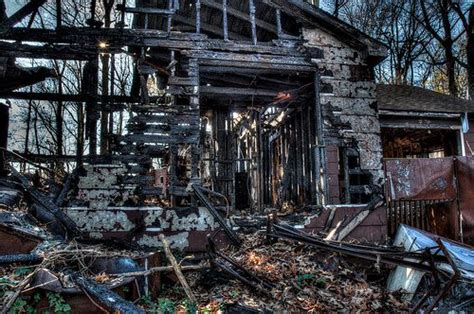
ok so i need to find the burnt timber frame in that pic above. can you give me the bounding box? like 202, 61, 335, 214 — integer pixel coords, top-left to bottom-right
0, 0, 387, 211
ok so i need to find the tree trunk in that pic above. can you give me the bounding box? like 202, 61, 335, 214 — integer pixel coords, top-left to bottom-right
445, 43, 457, 96
56, 76, 64, 173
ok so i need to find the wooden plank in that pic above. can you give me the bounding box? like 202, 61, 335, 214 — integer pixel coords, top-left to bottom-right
118, 6, 175, 15
200, 86, 278, 97
121, 133, 199, 144
168, 76, 199, 86
0, 42, 96, 60
115, 145, 167, 157
128, 114, 200, 125
0, 91, 154, 103
127, 123, 199, 134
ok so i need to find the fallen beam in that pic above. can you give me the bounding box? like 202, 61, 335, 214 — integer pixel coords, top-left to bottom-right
72, 274, 145, 314
192, 184, 241, 246
0, 253, 43, 265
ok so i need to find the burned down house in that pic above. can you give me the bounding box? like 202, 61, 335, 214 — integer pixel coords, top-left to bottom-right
1, 0, 474, 312
0, 0, 389, 248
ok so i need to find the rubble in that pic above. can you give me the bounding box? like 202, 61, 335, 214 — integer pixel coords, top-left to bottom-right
0, 174, 460, 313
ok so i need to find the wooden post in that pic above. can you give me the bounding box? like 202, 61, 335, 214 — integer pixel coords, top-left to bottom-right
0, 103, 9, 177
222, 0, 228, 41
195, 0, 201, 34
313, 71, 323, 205
275, 9, 282, 38
89, 0, 97, 25
108, 53, 115, 136
55, 0, 61, 28
167, 0, 173, 33
24, 89, 33, 157
83, 58, 99, 156
249, 0, 257, 45
342, 148, 351, 203
188, 58, 200, 185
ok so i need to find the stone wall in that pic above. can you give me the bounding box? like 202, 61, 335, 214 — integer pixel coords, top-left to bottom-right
303, 28, 384, 188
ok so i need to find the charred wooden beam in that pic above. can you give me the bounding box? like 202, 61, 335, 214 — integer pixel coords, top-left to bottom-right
0, 91, 156, 103
55, 0, 61, 28
10, 168, 81, 238
0, 27, 313, 56
192, 184, 241, 246
0, 0, 47, 28
183, 50, 315, 71
275, 8, 283, 38
200, 86, 278, 98
72, 273, 145, 313
0, 253, 42, 265
116, 5, 175, 15
195, 0, 201, 33
222, 0, 228, 41
248, 0, 257, 45
0, 42, 96, 60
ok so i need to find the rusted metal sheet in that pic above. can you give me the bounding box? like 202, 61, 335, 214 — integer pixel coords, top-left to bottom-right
0, 224, 43, 255
455, 157, 474, 243
384, 158, 456, 201
425, 201, 459, 241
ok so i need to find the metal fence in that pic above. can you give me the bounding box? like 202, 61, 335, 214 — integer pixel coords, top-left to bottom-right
386, 200, 439, 236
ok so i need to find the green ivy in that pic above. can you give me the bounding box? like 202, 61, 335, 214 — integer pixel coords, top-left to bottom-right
46, 292, 71, 314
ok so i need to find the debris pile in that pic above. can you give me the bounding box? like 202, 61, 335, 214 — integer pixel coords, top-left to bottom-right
0, 173, 473, 312
191, 232, 408, 312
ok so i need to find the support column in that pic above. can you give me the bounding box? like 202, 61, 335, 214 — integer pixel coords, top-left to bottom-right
187, 58, 201, 186
313, 71, 328, 205
0, 102, 9, 176
83, 58, 99, 156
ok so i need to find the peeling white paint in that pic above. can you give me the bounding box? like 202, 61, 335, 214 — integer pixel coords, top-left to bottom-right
66, 210, 136, 232
137, 232, 190, 250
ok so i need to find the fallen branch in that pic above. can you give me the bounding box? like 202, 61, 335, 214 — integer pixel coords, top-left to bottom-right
159, 234, 197, 304
109, 264, 208, 277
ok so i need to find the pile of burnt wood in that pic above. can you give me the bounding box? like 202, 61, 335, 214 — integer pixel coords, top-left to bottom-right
0, 170, 473, 313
